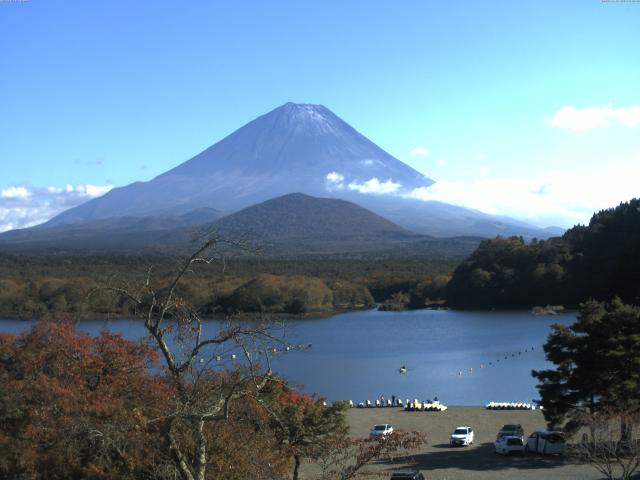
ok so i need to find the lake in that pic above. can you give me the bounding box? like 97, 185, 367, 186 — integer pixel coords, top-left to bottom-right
0, 309, 574, 406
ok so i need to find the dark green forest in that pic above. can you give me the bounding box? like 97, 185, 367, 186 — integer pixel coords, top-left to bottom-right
446, 198, 640, 308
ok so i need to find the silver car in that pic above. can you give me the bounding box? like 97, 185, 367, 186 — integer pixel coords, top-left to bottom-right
495, 435, 525, 455
369, 423, 393, 439
450, 426, 474, 446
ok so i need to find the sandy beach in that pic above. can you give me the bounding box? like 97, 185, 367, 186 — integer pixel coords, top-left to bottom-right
302, 406, 609, 480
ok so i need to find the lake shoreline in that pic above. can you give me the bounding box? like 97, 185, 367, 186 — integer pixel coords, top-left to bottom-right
0, 306, 369, 322
0, 303, 559, 323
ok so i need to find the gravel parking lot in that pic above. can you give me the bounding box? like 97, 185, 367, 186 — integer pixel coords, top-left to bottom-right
320, 406, 606, 480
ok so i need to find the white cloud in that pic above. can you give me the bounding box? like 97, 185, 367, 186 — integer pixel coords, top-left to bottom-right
410, 146, 431, 157
325, 172, 345, 191
548, 104, 640, 132
348, 177, 402, 195
0, 183, 113, 232
1, 186, 31, 199
76, 184, 112, 197
405, 160, 640, 228
326, 172, 345, 183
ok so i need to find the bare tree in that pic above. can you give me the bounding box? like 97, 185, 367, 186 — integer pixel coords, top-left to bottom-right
312, 430, 426, 480
570, 409, 640, 480
110, 238, 285, 480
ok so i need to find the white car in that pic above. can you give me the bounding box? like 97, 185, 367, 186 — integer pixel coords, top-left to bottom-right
525, 431, 566, 455
450, 426, 474, 446
369, 423, 393, 439
494, 435, 525, 455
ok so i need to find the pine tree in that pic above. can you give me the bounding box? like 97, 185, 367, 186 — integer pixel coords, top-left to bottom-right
533, 299, 640, 433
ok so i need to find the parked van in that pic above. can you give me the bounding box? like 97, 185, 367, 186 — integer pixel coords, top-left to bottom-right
525, 431, 566, 454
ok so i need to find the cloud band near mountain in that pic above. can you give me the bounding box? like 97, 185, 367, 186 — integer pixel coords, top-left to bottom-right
0, 184, 112, 232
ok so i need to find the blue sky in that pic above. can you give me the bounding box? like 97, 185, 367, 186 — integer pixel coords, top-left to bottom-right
1, 0, 639, 231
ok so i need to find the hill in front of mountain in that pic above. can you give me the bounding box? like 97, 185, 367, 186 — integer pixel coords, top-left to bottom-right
207, 193, 480, 258
211, 192, 412, 241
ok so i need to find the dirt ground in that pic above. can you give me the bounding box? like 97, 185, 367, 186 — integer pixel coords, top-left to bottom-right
302, 406, 610, 480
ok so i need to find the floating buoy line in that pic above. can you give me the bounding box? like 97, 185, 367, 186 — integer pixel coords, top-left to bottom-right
453, 345, 537, 378
200, 343, 311, 363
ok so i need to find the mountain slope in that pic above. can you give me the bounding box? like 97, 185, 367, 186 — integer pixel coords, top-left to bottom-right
0, 208, 225, 251
39, 102, 553, 239
46, 103, 432, 225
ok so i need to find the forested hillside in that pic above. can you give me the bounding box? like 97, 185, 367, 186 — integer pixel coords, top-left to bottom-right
446, 198, 640, 308
0, 254, 454, 319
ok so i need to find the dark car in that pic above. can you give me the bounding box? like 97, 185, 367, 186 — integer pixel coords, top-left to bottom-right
497, 423, 524, 440
390, 470, 425, 480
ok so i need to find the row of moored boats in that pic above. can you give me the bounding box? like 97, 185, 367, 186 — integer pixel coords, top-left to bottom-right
353, 399, 448, 411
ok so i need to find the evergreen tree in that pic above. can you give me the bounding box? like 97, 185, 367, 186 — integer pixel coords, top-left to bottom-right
533, 299, 640, 433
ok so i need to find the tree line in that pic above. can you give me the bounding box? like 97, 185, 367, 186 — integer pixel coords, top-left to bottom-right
0, 256, 454, 319
446, 198, 640, 309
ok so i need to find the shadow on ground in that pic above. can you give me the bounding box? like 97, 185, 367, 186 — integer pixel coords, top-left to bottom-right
386, 442, 579, 473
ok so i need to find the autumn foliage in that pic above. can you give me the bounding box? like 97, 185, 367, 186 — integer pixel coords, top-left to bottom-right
0, 318, 168, 479
0, 319, 291, 480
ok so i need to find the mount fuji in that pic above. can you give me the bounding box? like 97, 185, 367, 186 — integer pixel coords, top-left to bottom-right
36, 103, 554, 239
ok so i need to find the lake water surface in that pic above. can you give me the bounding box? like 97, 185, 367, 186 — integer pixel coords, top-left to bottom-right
0, 309, 574, 406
